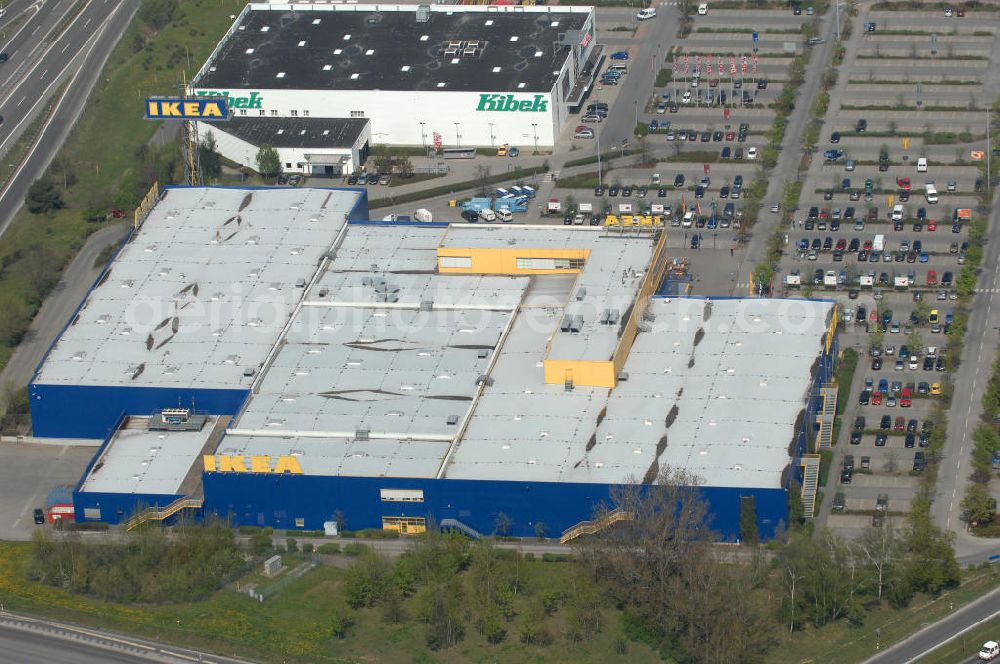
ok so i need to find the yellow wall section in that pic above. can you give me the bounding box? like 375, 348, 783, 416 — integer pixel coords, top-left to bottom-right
543, 360, 616, 389
437, 246, 590, 275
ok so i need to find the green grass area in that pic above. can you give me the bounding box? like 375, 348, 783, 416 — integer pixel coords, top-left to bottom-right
0, 0, 248, 376
769, 568, 1000, 664
0, 541, 661, 664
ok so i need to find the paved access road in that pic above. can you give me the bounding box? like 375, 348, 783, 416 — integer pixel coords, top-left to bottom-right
862, 583, 1000, 664
0, 0, 137, 237
0, 613, 256, 664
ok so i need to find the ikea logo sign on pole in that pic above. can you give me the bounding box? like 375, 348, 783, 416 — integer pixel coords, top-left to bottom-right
145, 97, 229, 120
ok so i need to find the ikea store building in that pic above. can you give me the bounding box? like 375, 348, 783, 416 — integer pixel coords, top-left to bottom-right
30, 187, 837, 540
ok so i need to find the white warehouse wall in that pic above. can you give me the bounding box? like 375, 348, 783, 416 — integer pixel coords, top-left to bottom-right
191, 88, 558, 148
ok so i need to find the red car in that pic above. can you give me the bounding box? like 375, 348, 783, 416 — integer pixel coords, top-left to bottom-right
820, 208, 830, 220
836, 238, 847, 250
927, 270, 938, 285
900, 388, 912, 407
927, 221, 937, 231
896, 177, 911, 191
725, 131, 735, 141
872, 392, 884, 406
894, 416, 906, 431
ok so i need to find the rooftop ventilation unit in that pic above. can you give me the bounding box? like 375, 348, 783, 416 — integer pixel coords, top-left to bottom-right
637, 322, 652, 333
575, 287, 587, 301
476, 374, 494, 387
600, 309, 611, 325
420, 299, 433, 311
446, 415, 460, 426
560, 315, 572, 332
356, 428, 370, 441
642, 310, 656, 322
568, 315, 583, 333
415, 4, 431, 22
617, 371, 630, 381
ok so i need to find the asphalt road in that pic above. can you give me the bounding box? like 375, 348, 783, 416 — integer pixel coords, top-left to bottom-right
0, 0, 136, 237
0, 613, 255, 664
862, 583, 1000, 664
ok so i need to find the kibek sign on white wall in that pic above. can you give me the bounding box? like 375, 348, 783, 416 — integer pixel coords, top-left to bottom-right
475, 94, 548, 112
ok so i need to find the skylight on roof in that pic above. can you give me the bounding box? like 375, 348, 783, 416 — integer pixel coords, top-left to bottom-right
550, 21, 560, 27
298, 40, 307, 47
260, 25, 270, 32
437, 82, 446, 88
276, 72, 286, 78
420, 35, 429, 41
343, 34, 351, 40
510, 36, 518, 42
485, 19, 494, 25
350, 73, 360, 80
400, 65, 410, 72
534, 50, 543, 57
492, 66, 501, 73
312, 18, 321, 25
322, 130, 330, 135
333, 48, 342, 55
245, 48, 254, 54
276, 129, 284, 135
517, 82, 526, 89
323, 64, 332, 71
451, 58, 460, 64
365, 49, 374, 55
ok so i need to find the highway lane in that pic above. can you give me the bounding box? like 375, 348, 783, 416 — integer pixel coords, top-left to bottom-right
0, 0, 133, 237
0, 614, 257, 664
0, 0, 81, 114
0, 0, 118, 152
862, 583, 1000, 664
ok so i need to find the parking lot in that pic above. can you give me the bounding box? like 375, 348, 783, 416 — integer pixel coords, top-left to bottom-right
774, 2, 1000, 536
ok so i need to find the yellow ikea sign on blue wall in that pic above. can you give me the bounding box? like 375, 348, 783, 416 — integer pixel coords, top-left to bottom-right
145, 97, 228, 120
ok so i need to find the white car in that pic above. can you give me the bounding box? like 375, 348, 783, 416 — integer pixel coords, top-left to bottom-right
980, 641, 999, 661
682, 91, 692, 103
636, 7, 657, 20
697, 2, 708, 14
747, 147, 758, 160
891, 204, 904, 221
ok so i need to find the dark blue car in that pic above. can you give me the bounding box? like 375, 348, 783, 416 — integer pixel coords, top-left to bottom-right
610, 50, 630, 60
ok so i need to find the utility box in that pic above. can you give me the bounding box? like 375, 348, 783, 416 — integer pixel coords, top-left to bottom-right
262, 555, 284, 578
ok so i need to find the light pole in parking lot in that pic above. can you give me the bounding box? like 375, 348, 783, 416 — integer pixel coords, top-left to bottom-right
531, 123, 539, 155
596, 112, 603, 189
488, 122, 495, 149
634, 99, 638, 128
454, 122, 461, 148
419, 122, 427, 152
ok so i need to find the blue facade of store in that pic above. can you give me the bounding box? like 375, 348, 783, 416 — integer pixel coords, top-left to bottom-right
197, 472, 788, 541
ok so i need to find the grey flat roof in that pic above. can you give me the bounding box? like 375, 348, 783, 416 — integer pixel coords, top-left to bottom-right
34, 187, 360, 389
213, 223, 831, 490
440, 226, 655, 362
80, 418, 222, 495
448, 298, 833, 488
207, 117, 369, 149
192, 3, 590, 93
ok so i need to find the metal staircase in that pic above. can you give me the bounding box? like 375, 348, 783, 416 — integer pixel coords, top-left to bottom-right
815, 386, 838, 450
559, 508, 633, 544
439, 518, 482, 540
125, 497, 203, 531
800, 454, 821, 519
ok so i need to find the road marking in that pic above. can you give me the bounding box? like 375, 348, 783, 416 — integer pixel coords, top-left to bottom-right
39, 68, 46, 79
83, 18, 90, 28
16, 96, 24, 107
61, 41, 69, 53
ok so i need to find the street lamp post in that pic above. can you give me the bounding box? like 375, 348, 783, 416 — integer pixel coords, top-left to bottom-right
488, 122, 495, 149
634, 99, 638, 128
419, 122, 427, 152
454, 122, 461, 148
531, 123, 539, 155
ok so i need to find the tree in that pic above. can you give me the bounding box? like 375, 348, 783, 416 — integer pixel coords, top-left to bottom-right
493, 512, 512, 537
961, 484, 997, 527
201, 131, 222, 182
739, 495, 760, 545
25, 179, 65, 214
255, 144, 281, 178
396, 155, 414, 178
912, 300, 931, 325
344, 548, 393, 608
857, 516, 906, 602
330, 601, 355, 639
371, 144, 392, 174
138, 0, 177, 30
475, 165, 492, 197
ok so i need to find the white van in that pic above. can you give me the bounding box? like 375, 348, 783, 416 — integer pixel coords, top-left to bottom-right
682, 210, 696, 227
925, 183, 938, 204
891, 204, 904, 221
608, 64, 628, 75
697, 3, 708, 14
495, 208, 513, 223
917, 157, 928, 172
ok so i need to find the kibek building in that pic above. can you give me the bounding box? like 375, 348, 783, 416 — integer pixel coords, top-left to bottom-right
190, 2, 601, 151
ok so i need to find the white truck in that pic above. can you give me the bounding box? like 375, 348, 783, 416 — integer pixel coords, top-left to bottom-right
859, 274, 874, 287
784, 271, 801, 287
546, 198, 561, 214
872, 234, 885, 253
823, 270, 837, 288
893, 274, 909, 289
